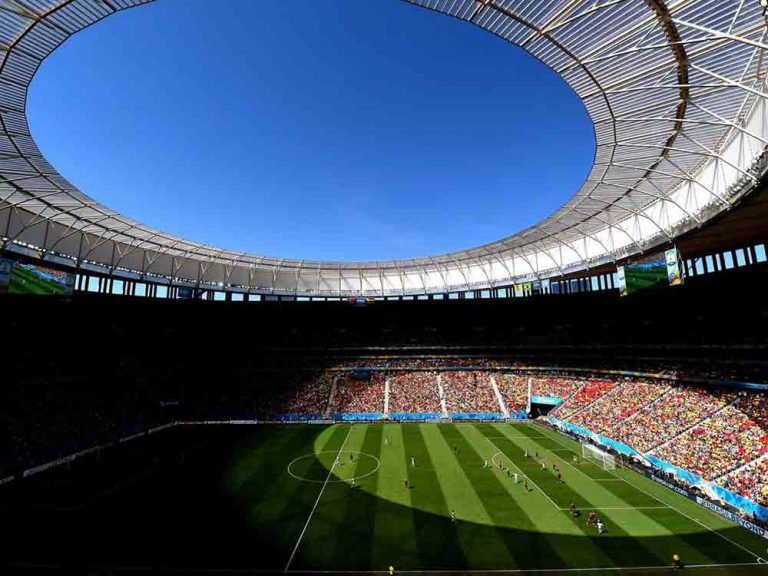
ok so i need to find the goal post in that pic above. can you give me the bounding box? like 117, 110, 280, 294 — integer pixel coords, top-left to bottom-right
581, 442, 616, 470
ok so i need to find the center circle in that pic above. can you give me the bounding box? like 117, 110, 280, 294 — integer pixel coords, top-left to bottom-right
287, 450, 380, 484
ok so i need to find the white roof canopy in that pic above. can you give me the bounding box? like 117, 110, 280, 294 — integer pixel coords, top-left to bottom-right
0, 0, 766, 295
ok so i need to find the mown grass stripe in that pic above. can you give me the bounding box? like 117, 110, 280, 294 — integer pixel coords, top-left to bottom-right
226, 425, 310, 491
289, 424, 360, 570
222, 425, 345, 569
401, 423, 467, 569
532, 424, 763, 565
479, 423, 675, 569
509, 424, 743, 567
422, 424, 516, 569
371, 424, 421, 571
329, 423, 384, 569
444, 423, 576, 569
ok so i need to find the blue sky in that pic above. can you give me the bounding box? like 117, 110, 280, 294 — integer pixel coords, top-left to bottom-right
28, 0, 593, 262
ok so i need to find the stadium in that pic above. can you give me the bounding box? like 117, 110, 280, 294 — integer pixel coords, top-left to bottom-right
2, 0, 768, 574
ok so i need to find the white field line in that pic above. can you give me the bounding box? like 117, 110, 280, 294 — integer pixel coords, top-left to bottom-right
593, 479, 625, 482
534, 424, 767, 564
557, 506, 669, 511
12, 561, 768, 574
484, 437, 561, 510
287, 561, 766, 574
483, 435, 550, 439
284, 425, 353, 572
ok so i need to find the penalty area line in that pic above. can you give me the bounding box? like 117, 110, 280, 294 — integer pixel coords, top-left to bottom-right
284, 425, 353, 572
534, 423, 767, 564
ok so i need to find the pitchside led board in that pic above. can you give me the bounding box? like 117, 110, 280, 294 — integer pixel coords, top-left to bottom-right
0, 258, 75, 295
617, 248, 683, 297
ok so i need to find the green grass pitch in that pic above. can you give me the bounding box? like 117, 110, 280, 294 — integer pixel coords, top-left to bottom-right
3, 422, 768, 575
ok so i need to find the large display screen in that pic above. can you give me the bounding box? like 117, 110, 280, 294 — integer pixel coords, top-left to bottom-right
617, 253, 668, 296
4, 261, 75, 295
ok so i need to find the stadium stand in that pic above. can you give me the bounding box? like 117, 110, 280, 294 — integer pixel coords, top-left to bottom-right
722, 455, 768, 507
257, 371, 334, 416
650, 392, 768, 480
387, 372, 441, 414
554, 379, 617, 419
441, 371, 500, 413
496, 372, 584, 413
330, 373, 385, 414
568, 379, 671, 434
611, 386, 736, 452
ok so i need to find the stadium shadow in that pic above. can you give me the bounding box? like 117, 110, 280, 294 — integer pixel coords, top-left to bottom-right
1, 425, 767, 575
295, 441, 767, 573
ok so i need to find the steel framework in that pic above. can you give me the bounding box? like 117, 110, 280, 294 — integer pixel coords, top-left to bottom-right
0, 0, 766, 296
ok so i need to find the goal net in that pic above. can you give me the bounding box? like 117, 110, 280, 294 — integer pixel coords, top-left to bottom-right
581, 442, 616, 470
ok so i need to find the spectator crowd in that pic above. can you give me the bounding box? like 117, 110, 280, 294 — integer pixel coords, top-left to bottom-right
555, 380, 617, 419
722, 456, 768, 507
569, 379, 671, 434
388, 372, 441, 414
651, 392, 768, 480
441, 371, 500, 413
330, 373, 385, 414
611, 387, 735, 452
497, 372, 584, 412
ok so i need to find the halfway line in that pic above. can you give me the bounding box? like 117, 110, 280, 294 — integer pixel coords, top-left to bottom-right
284, 425, 353, 572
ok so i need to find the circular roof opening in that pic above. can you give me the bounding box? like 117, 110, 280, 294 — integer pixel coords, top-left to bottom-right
28, 0, 593, 262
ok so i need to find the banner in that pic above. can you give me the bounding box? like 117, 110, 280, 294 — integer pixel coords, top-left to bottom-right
665, 247, 683, 286
617, 266, 627, 297
526, 377, 532, 414
0, 258, 10, 294
531, 395, 563, 406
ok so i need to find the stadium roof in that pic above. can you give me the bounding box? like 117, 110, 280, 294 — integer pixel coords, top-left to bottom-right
0, 0, 766, 296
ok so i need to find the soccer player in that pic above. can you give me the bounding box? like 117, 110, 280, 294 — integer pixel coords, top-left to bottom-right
523, 449, 528, 458
410, 456, 416, 468
587, 511, 597, 527
350, 478, 356, 488
541, 461, 546, 470
350, 454, 354, 463
389, 566, 395, 576
672, 553, 682, 570
597, 519, 605, 534
524, 479, 529, 492
404, 478, 410, 490
569, 502, 577, 517
514, 472, 519, 484
556, 471, 563, 483
450, 509, 456, 522
483, 459, 488, 469
335, 456, 340, 467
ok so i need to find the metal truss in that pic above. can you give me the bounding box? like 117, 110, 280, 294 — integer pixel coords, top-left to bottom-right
0, 0, 766, 296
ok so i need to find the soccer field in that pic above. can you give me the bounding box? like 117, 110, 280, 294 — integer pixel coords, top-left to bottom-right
3, 422, 768, 575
